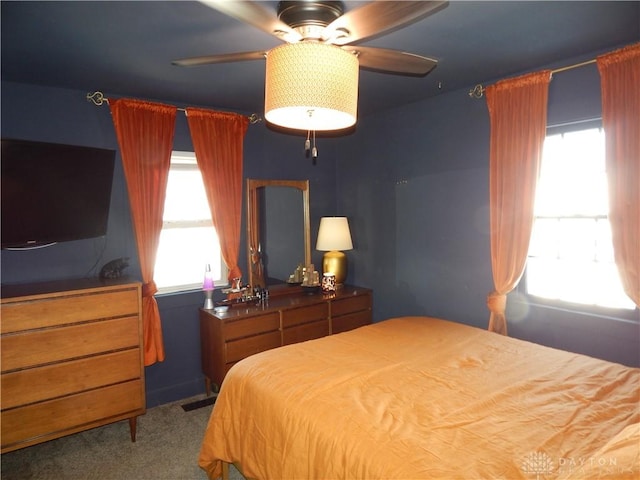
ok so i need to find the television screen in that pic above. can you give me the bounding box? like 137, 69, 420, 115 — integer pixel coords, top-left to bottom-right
1, 139, 116, 249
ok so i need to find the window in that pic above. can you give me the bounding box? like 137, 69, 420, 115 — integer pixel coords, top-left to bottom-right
526, 127, 634, 310
154, 151, 228, 293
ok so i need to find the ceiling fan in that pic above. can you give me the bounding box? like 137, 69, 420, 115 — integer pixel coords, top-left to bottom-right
173, 0, 449, 77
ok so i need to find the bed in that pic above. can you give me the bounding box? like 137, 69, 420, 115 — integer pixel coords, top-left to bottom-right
199, 316, 640, 479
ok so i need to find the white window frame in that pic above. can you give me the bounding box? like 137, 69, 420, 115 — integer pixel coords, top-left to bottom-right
523, 124, 636, 313
154, 151, 228, 294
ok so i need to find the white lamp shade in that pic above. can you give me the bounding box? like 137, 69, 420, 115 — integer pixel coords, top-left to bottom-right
265, 42, 359, 131
316, 217, 353, 251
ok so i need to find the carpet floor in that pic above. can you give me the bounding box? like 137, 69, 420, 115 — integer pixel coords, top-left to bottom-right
1, 394, 244, 480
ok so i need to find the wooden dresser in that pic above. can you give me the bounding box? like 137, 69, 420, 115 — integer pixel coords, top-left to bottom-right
200, 285, 372, 394
0, 278, 145, 453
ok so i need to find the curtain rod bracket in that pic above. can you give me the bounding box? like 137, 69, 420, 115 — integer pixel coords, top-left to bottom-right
468, 84, 485, 99
87, 91, 108, 106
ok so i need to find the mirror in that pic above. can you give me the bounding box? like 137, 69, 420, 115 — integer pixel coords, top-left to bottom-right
246, 179, 311, 288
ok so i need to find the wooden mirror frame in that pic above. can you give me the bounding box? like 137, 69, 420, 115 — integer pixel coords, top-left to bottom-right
246, 179, 311, 288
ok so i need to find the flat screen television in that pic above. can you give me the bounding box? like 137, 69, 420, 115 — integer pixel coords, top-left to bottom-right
1, 138, 116, 249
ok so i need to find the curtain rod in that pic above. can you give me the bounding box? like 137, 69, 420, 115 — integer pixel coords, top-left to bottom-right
86, 91, 262, 124
468, 58, 597, 99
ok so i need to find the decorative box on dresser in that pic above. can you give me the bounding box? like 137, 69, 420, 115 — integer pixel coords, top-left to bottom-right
0, 278, 145, 453
200, 285, 372, 394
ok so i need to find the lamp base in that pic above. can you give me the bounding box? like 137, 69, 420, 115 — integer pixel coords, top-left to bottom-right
203, 290, 214, 310
322, 250, 347, 285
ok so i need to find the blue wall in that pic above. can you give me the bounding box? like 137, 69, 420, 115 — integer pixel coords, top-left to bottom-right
2, 46, 638, 407
0, 81, 339, 406
337, 51, 639, 367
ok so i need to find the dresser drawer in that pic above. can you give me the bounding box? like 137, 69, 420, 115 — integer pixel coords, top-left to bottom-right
1, 379, 144, 451
1, 349, 141, 409
331, 293, 371, 317
226, 330, 282, 363
283, 319, 329, 345
332, 310, 372, 335
1, 288, 139, 334
282, 303, 328, 328
199, 286, 372, 394
1, 316, 140, 372
224, 312, 280, 341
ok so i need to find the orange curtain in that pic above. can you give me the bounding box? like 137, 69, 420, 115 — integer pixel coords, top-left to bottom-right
485, 71, 551, 335
110, 99, 177, 366
597, 44, 640, 307
186, 108, 249, 282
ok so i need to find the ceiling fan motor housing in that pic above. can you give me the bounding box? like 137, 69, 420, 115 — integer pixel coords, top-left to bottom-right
278, 1, 345, 39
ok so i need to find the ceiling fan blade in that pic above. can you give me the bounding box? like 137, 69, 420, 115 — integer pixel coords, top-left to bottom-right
199, 0, 302, 43
324, 1, 448, 45
172, 50, 266, 67
343, 46, 437, 77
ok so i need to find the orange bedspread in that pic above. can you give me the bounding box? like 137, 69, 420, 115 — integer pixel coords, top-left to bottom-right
199, 316, 640, 479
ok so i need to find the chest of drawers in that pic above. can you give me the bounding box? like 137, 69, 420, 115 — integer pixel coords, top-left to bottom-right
200, 285, 372, 394
1, 278, 145, 452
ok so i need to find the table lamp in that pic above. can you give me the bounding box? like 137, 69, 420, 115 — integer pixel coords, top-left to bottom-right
316, 217, 353, 286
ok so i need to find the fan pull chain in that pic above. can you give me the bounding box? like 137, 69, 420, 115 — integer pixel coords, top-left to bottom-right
311, 130, 318, 162
304, 130, 319, 165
